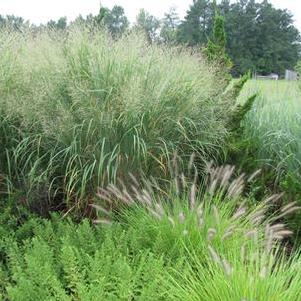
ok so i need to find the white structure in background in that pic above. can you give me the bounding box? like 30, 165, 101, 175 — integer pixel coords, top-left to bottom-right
285, 69, 298, 81
254, 73, 279, 80
270, 73, 279, 80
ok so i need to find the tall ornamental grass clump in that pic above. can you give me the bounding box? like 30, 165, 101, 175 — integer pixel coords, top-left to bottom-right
0, 26, 232, 212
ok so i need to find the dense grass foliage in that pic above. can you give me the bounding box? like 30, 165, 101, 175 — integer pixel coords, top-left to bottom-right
0, 27, 236, 213
0, 167, 300, 300
1, 23, 301, 301
238, 80, 301, 188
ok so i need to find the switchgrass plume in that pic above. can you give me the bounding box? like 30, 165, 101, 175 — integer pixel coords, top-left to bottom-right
0, 26, 235, 213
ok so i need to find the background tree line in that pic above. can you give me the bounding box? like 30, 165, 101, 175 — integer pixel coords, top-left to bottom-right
0, 0, 300, 76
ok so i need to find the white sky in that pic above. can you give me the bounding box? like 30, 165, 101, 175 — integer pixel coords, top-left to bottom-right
0, 0, 300, 31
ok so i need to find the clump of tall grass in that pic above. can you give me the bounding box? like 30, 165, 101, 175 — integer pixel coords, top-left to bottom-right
94, 160, 297, 256
0, 26, 234, 212
92, 162, 301, 300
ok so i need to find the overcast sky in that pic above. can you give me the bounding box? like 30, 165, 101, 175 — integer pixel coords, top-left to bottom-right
0, 0, 300, 31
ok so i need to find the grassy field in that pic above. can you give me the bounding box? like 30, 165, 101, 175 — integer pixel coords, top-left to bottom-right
238, 80, 301, 187
1, 27, 301, 300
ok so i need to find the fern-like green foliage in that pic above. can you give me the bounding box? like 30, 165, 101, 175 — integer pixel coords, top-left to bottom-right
1, 215, 168, 300
228, 93, 257, 133
224, 72, 257, 132
202, 8, 255, 139
203, 11, 232, 71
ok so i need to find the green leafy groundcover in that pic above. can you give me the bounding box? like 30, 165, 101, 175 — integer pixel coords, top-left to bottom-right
0, 212, 168, 301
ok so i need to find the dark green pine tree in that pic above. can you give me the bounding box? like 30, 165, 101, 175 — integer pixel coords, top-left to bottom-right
0, 15, 26, 31
177, 0, 214, 46
178, 0, 300, 76
96, 5, 129, 38
254, 0, 300, 75
47, 17, 67, 30
134, 9, 160, 43
160, 7, 180, 44
219, 0, 300, 76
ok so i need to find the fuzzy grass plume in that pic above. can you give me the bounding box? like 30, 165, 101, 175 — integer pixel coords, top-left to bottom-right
91, 162, 301, 299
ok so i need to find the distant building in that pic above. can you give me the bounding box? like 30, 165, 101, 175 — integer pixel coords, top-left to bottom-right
270, 73, 279, 80
254, 73, 279, 80
285, 70, 298, 81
